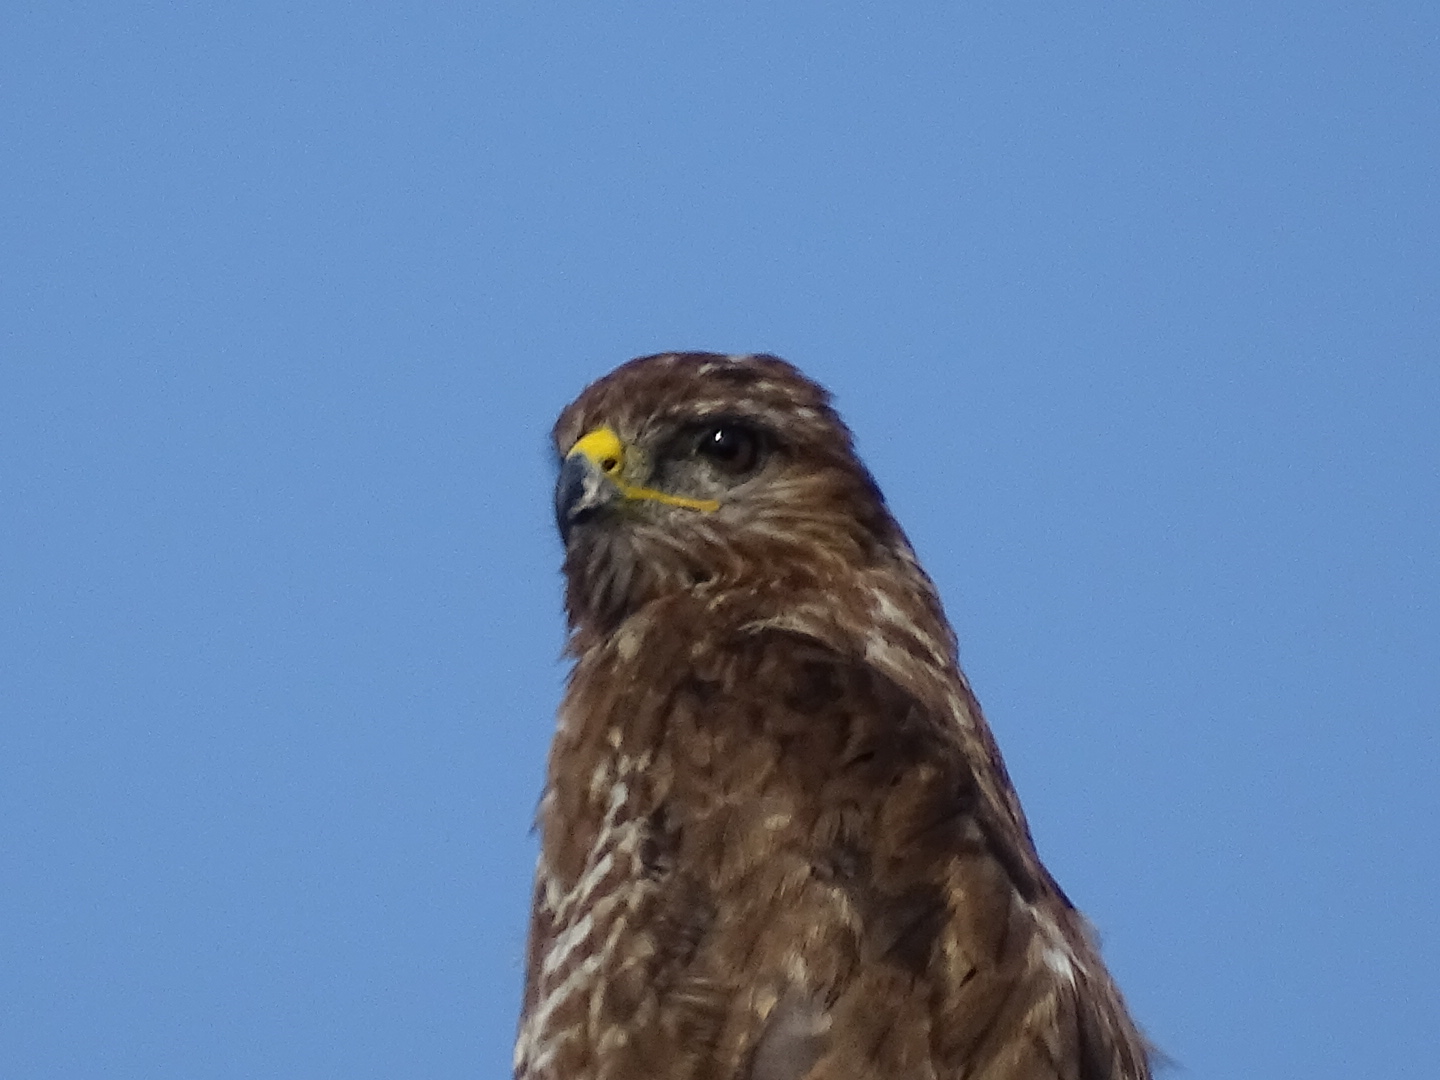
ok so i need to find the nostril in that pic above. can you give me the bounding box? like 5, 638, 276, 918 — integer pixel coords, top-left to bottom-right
600, 457, 618, 473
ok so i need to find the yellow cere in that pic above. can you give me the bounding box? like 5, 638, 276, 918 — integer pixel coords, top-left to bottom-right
567, 427, 627, 474
567, 426, 720, 514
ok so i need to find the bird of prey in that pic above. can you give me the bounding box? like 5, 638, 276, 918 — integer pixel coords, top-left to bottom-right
516, 353, 1151, 1080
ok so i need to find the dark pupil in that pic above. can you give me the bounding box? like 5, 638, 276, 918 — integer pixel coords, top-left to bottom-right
697, 423, 758, 472
705, 426, 744, 460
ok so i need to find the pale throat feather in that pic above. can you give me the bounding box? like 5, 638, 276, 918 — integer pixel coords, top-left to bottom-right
518, 731, 654, 1080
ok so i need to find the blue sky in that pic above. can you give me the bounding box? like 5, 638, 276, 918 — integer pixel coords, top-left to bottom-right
3, 4, 1436, 1078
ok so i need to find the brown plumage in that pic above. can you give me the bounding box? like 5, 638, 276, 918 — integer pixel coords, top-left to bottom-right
516, 353, 1152, 1080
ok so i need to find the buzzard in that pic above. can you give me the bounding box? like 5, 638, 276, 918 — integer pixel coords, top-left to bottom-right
516, 353, 1151, 1080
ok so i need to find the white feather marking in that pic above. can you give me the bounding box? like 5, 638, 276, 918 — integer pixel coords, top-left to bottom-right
1032, 908, 1081, 987
613, 622, 642, 661
588, 761, 612, 799
540, 889, 625, 976
863, 628, 903, 668
542, 873, 564, 913
551, 781, 635, 921
870, 588, 946, 664
522, 753, 660, 1077
556, 849, 616, 921
539, 902, 596, 971
523, 953, 604, 1068
606, 779, 630, 812
1043, 944, 1077, 985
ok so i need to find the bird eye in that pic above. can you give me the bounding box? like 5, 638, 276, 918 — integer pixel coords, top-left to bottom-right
695, 422, 762, 475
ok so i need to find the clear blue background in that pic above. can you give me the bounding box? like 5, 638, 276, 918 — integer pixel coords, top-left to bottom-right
4, 5, 1436, 1078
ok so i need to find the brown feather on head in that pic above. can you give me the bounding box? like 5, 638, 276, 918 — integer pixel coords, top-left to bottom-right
552, 353, 910, 646
520, 352, 1153, 1080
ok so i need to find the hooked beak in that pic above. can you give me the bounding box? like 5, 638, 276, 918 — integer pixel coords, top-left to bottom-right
555, 451, 621, 544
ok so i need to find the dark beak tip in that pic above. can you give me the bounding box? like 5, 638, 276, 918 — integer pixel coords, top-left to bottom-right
555, 456, 585, 542
555, 455, 616, 543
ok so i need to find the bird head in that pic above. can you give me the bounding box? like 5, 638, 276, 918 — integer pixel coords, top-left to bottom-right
552, 353, 907, 636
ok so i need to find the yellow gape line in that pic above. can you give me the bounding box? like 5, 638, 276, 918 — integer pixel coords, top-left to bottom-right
567, 427, 720, 513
